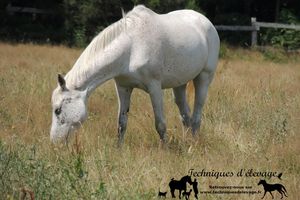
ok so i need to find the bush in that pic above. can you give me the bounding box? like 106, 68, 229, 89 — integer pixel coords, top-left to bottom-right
260, 9, 300, 50
63, 0, 128, 47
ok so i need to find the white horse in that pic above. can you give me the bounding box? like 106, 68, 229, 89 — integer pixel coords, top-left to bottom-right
50, 5, 220, 145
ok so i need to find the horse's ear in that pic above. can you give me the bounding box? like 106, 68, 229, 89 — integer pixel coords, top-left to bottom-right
121, 8, 126, 17
58, 74, 67, 91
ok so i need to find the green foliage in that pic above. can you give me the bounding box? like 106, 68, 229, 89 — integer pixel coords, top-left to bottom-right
74, 26, 87, 48
260, 9, 300, 50
260, 47, 288, 63
185, 0, 202, 12
63, 0, 125, 46
131, 0, 203, 14
93, 181, 107, 197
219, 42, 229, 58
0, 141, 106, 199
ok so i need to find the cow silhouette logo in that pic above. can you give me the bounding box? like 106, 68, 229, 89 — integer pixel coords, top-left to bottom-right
168, 175, 193, 199
258, 179, 288, 199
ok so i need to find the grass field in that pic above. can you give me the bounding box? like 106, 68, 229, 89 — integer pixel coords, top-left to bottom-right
0, 43, 299, 199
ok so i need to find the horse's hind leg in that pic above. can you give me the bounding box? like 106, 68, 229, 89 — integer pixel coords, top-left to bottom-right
173, 84, 191, 127
269, 191, 274, 199
115, 83, 132, 147
170, 189, 176, 198
191, 71, 214, 134
148, 81, 167, 144
283, 190, 288, 197
282, 186, 288, 197
278, 190, 284, 199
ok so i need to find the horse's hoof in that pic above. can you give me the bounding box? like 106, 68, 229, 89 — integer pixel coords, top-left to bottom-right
159, 140, 168, 150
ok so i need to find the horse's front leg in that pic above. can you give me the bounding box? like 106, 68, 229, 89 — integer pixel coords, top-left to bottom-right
115, 83, 132, 147
147, 81, 167, 145
261, 191, 266, 199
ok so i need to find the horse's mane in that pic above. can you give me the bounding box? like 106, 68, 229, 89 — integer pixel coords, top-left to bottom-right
65, 5, 149, 89
84, 5, 150, 58
85, 20, 126, 59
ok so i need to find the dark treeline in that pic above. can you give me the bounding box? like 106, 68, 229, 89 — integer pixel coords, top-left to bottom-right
0, 0, 299, 48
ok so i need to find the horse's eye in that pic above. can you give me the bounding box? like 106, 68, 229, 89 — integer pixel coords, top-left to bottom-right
55, 107, 61, 115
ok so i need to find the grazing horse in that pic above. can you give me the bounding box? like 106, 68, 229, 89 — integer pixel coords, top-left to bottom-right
258, 179, 288, 199
50, 5, 220, 145
169, 175, 193, 199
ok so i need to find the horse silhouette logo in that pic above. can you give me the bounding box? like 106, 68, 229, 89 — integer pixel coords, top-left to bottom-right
258, 179, 288, 199
169, 175, 193, 199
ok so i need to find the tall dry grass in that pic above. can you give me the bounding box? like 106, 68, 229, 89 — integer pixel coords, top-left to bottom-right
0, 43, 299, 199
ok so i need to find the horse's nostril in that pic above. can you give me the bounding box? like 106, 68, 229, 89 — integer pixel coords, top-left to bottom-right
55, 107, 61, 115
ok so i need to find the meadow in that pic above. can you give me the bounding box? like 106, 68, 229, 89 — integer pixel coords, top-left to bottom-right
0, 43, 299, 199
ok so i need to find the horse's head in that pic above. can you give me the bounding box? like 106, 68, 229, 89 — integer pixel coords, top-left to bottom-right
187, 175, 193, 184
50, 74, 88, 143
258, 179, 265, 185
182, 175, 193, 185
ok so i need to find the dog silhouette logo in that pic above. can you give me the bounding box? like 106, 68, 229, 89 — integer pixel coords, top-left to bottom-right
182, 189, 192, 200
258, 179, 288, 199
158, 189, 167, 198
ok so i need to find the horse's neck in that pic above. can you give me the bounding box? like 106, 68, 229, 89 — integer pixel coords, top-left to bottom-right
182, 176, 189, 183
65, 36, 130, 95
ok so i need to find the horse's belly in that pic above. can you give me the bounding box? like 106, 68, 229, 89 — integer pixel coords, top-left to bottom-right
161, 65, 203, 89
161, 46, 208, 89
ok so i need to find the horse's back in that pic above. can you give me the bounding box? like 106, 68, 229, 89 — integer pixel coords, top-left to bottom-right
123, 6, 219, 89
